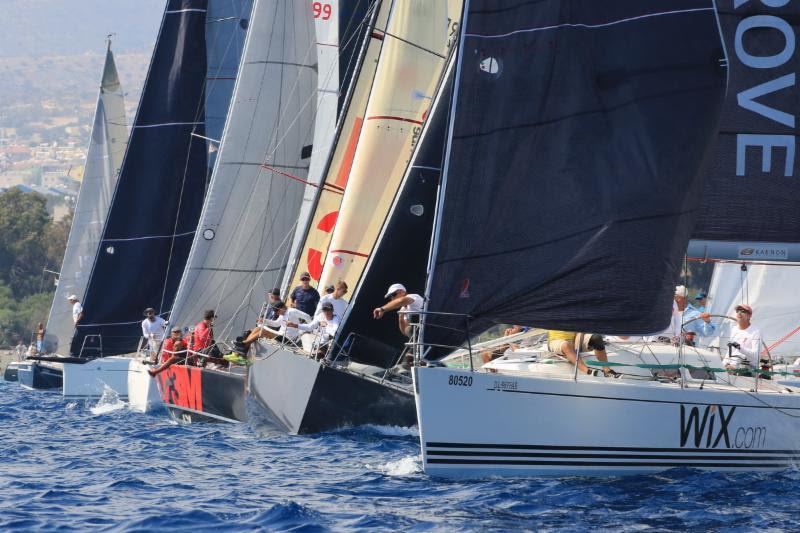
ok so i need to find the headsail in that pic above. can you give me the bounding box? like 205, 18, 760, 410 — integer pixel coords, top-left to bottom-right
333, 51, 455, 367
283, 0, 391, 290
688, 3, 800, 262
168, 0, 317, 337
316, 0, 456, 292
45, 44, 128, 355
422, 0, 727, 348
71, 0, 249, 356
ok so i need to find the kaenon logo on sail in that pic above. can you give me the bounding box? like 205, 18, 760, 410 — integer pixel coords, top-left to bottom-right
733, 2, 796, 178
679, 404, 767, 449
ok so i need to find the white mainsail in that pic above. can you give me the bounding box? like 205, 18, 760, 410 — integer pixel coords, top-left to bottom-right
708, 262, 800, 357
168, 0, 317, 338
45, 44, 128, 355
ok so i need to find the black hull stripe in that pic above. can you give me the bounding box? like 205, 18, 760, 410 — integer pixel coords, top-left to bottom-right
427, 458, 794, 468
426, 451, 796, 461
494, 387, 800, 410
426, 442, 800, 455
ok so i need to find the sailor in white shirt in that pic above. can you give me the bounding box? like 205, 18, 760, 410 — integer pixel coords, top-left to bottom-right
67, 294, 83, 325
722, 304, 763, 371
242, 300, 312, 352
301, 302, 341, 342
314, 280, 349, 320
373, 283, 424, 337
141, 307, 167, 355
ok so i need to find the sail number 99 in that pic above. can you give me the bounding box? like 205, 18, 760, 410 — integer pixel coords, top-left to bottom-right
448, 375, 473, 387
313, 2, 332, 20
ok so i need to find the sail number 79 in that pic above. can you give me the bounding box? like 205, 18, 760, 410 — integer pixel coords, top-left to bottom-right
313, 2, 332, 20
448, 375, 473, 387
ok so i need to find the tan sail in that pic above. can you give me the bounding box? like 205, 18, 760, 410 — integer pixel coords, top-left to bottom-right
285, 0, 392, 291
317, 0, 459, 291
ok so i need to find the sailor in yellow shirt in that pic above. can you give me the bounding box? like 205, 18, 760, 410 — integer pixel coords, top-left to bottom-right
546, 330, 616, 377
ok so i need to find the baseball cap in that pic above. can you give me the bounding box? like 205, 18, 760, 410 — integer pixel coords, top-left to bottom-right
270, 287, 281, 297
143, 307, 156, 316
384, 283, 407, 299
67, 294, 78, 301
321, 301, 334, 311
171, 326, 182, 333
325, 284, 335, 293
694, 292, 707, 300
299, 271, 311, 280
674, 285, 688, 297
735, 304, 753, 315
273, 300, 287, 310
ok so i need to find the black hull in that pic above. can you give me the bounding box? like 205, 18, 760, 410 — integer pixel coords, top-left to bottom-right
18, 362, 63, 390
4, 363, 19, 382
156, 365, 247, 423
249, 346, 416, 434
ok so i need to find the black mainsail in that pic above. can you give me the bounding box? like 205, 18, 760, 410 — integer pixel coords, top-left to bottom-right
422, 0, 728, 348
71, 0, 226, 356
688, 3, 800, 261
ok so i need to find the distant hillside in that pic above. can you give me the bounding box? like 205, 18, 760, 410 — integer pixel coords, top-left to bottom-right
0, 0, 165, 57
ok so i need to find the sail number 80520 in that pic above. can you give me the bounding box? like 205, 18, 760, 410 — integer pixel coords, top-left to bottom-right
448, 374, 473, 387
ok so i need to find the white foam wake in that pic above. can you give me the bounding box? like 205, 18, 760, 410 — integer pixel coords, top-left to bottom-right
368, 455, 422, 476
90, 386, 127, 415
361, 424, 419, 437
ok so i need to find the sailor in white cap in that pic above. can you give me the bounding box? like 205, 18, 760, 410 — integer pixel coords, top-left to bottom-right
373, 283, 424, 338
67, 294, 83, 325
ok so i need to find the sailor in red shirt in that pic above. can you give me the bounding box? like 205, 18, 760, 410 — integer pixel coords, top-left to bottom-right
149, 327, 187, 377
192, 309, 216, 353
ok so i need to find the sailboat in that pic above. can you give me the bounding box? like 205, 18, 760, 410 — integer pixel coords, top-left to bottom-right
16, 42, 128, 391
413, 0, 800, 477
59, 0, 253, 402
248, 0, 459, 434
150, 0, 320, 423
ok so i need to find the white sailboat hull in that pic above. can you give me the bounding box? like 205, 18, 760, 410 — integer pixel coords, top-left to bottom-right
414, 366, 800, 477
127, 360, 162, 413
62, 356, 136, 400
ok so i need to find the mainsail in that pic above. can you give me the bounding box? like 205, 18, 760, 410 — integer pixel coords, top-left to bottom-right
422, 0, 727, 347
45, 44, 128, 355
168, 0, 317, 337
316, 0, 455, 291
688, 3, 800, 262
708, 262, 800, 357
71, 0, 250, 356
333, 52, 455, 367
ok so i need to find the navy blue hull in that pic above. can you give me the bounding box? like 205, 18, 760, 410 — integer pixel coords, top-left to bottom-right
4, 362, 20, 382
18, 362, 63, 390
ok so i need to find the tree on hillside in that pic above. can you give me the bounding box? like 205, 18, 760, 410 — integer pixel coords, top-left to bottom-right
0, 189, 51, 298
45, 206, 73, 268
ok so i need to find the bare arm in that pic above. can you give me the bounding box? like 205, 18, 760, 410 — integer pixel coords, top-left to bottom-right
373, 296, 415, 319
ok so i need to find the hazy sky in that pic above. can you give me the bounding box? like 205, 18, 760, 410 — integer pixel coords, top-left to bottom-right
0, 0, 165, 57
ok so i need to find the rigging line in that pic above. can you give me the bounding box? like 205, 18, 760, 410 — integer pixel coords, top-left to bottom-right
102, 230, 195, 243
216, 219, 298, 339
767, 325, 800, 353
464, 7, 716, 40
379, 29, 446, 60
261, 164, 345, 194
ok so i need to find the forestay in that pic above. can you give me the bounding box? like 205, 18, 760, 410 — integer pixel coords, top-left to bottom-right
45, 45, 128, 355
423, 0, 727, 349
168, 0, 317, 338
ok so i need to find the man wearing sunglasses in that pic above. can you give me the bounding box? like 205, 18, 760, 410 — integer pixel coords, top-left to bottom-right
373, 283, 423, 338
722, 304, 762, 372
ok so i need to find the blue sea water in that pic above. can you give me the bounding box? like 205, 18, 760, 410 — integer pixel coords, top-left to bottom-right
1, 379, 799, 532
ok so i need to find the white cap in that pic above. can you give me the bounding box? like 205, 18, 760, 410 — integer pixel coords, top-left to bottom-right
384, 283, 407, 299
67, 294, 78, 301
674, 285, 688, 297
